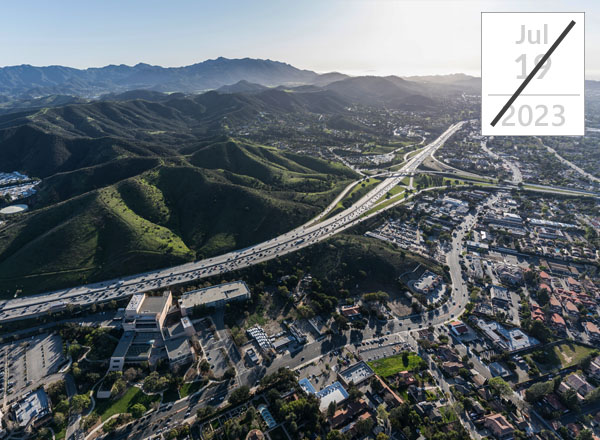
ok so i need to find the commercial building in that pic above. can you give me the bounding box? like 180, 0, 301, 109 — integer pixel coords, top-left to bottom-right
108, 332, 136, 371
476, 319, 539, 353
449, 320, 469, 337
123, 291, 172, 332
13, 389, 51, 428
111, 290, 196, 372
490, 285, 511, 309
316, 381, 349, 411
179, 281, 250, 315
338, 361, 374, 387
165, 336, 194, 368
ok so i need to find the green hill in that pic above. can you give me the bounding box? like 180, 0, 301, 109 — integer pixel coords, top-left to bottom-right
0, 135, 356, 295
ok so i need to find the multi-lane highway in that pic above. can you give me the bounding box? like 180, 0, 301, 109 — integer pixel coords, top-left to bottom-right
0, 122, 465, 323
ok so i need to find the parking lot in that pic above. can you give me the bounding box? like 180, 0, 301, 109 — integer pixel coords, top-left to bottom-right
0, 333, 65, 402
356, 339, 409, 363
195, 318, 230, 378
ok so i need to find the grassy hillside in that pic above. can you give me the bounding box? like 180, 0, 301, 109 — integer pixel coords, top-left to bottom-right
0, 135, 356, 296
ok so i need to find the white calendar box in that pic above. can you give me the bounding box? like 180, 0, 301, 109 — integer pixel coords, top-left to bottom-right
482, 12, 584, 136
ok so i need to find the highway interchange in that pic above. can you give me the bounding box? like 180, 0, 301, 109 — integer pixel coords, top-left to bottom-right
0, 122, 465, 323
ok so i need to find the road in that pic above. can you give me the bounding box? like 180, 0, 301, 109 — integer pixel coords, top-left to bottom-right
541, 141, 600, 184
99, 382, 231, 440
481, 140, 523, 184
0, 122, 465, 324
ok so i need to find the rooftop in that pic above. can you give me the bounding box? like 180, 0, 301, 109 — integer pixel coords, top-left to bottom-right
112, 331, 135, 358
139, 292, 171, 315
14, 389, 50, 427
165, 336, 193, 361
316, 381, 349, 411
339, 361, 374, 385
180, 281, 250, 309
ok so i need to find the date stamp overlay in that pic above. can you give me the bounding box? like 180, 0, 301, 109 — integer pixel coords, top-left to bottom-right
482, 12, 584, 136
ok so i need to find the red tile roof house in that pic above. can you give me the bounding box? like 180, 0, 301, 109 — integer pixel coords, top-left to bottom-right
567, 277, 582, 292
484, 413, 515, 440
549, 296, 562, 313
584, 322, 600, 343
564, 300, 579, 317
375, 375, 404, 408
340, 305, 361, 320
531, 306, 545, 322
550, 313, 566, 331
331, 399, 368, 429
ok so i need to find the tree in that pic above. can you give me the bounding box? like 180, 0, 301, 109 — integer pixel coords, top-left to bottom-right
83, 414, 100, 431
577, 429, 593, 440
525, 380, 554, 403
488, 377, 511, 397
53, 412, 66, 427
377, 434, 390, 440
528, 319, 552, 343
347, 385, 363, 402
327, 401, 337, 419
562, 387, 580, 411
355, 417, 375, 436
228, 385, 250, 405
326, 431, 345, 440
124, 367, 139, 382
130, 403, 146, 418
200, 359, 211, 373
197, 406, 215, 419
70, 394, 91, 414
111, 378, 127, 396
334, 313, 349, 331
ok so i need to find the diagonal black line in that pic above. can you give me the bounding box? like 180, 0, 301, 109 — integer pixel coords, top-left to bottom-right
490, 19, 576, 127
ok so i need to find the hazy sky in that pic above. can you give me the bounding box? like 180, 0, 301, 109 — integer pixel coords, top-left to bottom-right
2, 0, 599, 78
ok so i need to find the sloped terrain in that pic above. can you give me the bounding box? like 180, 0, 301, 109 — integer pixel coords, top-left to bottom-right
0, 122, 356, 294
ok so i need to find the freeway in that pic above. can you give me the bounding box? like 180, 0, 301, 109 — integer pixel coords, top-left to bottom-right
0, 122, 465, 323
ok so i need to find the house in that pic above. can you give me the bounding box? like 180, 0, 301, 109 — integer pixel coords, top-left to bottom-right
543, 394, 567, 414
549, 296, 563, 313
374, 375, 404, 408
550, 313, 566, 331
484, 413, 515, 440
564, 301, 579, 317
564, 373, 595, 397
441, 361, 463, 376
331, 399, 368, 429
584, 322, 600, 342
408, 385, 427, 403
437, 346, 461, 363
567, 423, 582, 439
415, 402, 443, 422
588, 356, 600, 381
340, 305, 361, 320
531, 305, 545, 322
469, 401, 485, 420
